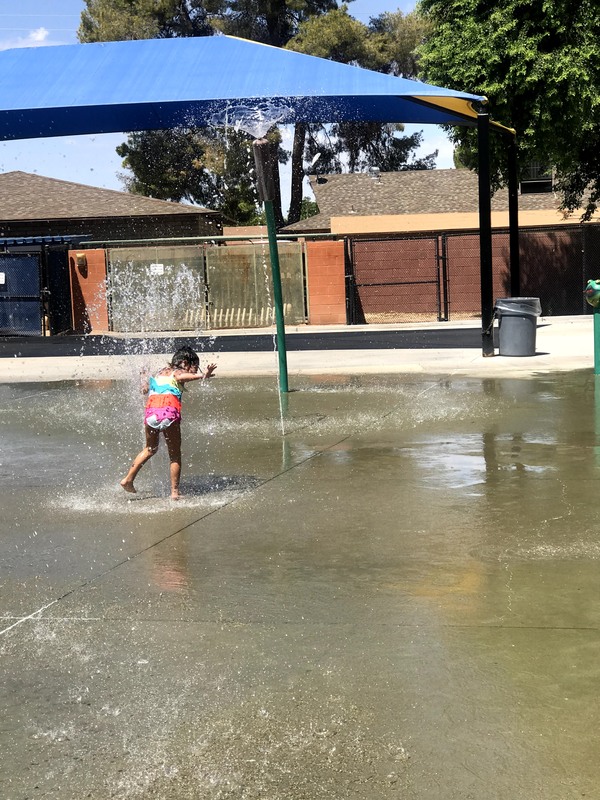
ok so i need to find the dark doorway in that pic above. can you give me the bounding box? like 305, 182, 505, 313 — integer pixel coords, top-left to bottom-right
0, 253, 43, 335
45, 246, 73, 334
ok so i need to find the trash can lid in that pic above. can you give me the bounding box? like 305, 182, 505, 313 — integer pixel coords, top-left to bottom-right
495, 297, 542, 316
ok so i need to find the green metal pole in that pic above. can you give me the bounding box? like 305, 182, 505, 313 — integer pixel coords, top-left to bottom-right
253, 137, 289, 393
264, 198, 289, 393
594, 306, 600, 375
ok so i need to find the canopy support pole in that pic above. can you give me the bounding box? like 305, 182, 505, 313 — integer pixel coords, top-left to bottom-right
477, 112, 495, 356
253, 138, 289, 393
507, 135, 520, 296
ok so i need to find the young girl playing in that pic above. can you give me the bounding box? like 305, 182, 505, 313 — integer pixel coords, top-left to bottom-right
120, 346, 216, 500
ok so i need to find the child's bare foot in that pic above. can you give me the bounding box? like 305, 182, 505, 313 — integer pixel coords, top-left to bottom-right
170, 491, 180, 501
120, 479, 137, 494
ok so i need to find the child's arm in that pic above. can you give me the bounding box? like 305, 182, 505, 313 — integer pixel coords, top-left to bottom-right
175, 364, 217, 384
140, 367, 150, 394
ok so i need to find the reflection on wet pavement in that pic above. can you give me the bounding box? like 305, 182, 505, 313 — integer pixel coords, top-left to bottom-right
1, 372, 599, 798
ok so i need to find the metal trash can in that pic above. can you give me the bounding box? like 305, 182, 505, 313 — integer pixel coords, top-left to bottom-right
495, 297, 542, 356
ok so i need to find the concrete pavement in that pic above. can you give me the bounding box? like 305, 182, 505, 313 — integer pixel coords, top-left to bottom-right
0, 315, 595, 383
3, 316, 600, 798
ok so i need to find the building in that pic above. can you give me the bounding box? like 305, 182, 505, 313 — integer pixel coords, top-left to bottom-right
282, 169, 590, 236
0, 171, 223, 336
0, 171, 222, 241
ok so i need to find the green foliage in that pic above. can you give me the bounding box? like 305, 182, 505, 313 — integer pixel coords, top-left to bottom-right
116, 127, 263, 225
299, 197, 319, 219
78, 0, 216, 42
368, 10, 431, 77
78, 0, 340, 45
210, 0, 339, 46
286, 6, 381, 68
416, 0, 600, 217
287, 7, 429, 80
336, 123, 436, 172
116, 128, 214, 200
286, 6, 436, 196
302, 121, 437, 173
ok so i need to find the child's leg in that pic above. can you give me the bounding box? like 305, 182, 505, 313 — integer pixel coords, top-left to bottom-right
120, 426, 160, 493
164, 422, 182, 499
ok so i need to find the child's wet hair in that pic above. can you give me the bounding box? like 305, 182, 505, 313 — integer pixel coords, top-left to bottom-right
171, 346, 200, 369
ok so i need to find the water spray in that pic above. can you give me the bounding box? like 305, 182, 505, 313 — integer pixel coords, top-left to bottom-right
253, 137, 289, 393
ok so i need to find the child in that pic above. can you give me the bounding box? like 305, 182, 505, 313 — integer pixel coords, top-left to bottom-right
120, 346, 216, 500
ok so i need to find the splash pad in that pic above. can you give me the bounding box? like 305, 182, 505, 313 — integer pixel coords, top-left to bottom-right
1, 366, 600, 798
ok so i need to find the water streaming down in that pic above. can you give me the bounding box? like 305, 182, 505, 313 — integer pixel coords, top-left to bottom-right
107, 252, 208, 334
208, 100, 296, 141
211, 101, 299, 411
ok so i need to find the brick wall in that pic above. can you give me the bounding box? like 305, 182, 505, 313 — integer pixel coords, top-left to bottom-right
305, 240, 346, 324
69, 249, 109, 333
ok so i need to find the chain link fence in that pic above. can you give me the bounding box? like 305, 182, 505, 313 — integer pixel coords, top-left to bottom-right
349, 224, 600, 323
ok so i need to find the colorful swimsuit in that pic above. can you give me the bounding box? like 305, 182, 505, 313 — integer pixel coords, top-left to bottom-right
144, 372, 184, 430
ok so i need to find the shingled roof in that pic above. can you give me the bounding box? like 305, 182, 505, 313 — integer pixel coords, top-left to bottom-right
0, 170, 218, 221
283, 169, 562, 233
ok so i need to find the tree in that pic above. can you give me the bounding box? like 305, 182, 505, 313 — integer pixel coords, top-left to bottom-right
332, 123, 436, 173
368, 10, 432, 78
210, 0, 339, 46
286, 5, 382, 68
299, 197, 319, 219
116, 127, 267, 225
78, 0, 216, 41
416, 0, 600, 218
285, 6, 436, 220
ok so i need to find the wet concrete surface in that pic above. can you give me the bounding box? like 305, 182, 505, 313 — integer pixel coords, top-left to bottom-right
1, 372, 599, 798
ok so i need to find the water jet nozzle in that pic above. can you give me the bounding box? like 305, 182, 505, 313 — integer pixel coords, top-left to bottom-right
252, 138, 277, 203
585, 279, 600, 308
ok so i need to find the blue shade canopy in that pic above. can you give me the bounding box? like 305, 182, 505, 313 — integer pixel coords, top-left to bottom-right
0, 35, 488, 141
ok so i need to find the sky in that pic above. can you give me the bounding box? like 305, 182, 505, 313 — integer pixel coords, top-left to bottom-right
0, 0, 455, 205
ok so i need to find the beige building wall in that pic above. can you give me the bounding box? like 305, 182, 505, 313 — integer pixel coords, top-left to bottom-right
331, 209, 600, 236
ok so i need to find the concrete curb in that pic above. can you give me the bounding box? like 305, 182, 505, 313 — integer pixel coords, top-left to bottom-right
0, 316, 594, 383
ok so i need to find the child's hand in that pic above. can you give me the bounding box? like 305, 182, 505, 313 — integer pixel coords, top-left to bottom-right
140, 367, 150, 394
204, 363, 217, 379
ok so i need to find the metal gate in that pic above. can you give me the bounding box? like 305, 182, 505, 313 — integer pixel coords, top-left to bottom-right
0, 253, 43, 335
107, 242, 306, 332
349, 225, 600, 323
107, 245, 207, 333
45, 247, 74, 334
349, 235, 446, 324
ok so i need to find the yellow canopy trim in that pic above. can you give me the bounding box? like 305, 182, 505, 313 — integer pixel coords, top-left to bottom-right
413, 95, 516, 135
